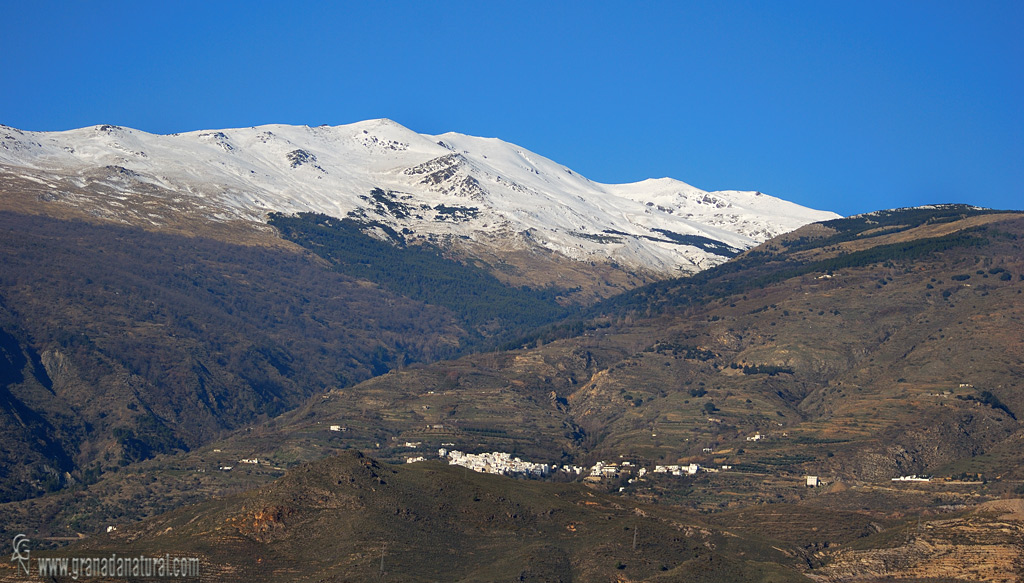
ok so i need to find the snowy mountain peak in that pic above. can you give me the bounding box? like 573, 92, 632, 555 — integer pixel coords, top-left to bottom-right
0, 119, 839, 278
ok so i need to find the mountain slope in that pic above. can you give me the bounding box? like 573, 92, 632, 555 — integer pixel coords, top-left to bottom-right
0, 119, 838, 285
11, 205, 1023, 545
19, 451, 813, 583
0, 210, 470, 503
11, 452, 1021, 583
197, 206, 1024, 486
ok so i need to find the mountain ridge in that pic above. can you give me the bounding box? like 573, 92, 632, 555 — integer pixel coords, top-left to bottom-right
0, 119, 839, 280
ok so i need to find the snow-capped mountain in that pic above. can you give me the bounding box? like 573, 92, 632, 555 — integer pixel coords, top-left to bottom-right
0, 119, 839, 276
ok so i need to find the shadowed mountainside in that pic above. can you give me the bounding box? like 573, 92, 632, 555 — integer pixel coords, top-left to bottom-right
0, 210, 470, 502
3, 205, 1024, 581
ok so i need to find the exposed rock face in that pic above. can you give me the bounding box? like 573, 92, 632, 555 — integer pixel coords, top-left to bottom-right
847, 408, 1016, 481
807, 510, 1024, 583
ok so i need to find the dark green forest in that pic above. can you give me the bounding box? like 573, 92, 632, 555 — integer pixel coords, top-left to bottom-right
268, 211, 573, 344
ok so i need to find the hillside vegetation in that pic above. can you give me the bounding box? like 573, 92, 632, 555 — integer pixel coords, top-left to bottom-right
4, 205, 1024, 581
31, 451, 814, 583
0, 211, 469, 502
268, 211, 573, 344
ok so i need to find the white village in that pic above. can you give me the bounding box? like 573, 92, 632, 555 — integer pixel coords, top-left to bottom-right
419, 448, 764, 486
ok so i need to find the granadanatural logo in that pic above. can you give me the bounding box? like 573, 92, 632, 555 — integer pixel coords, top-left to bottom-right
11, 534, 30, 575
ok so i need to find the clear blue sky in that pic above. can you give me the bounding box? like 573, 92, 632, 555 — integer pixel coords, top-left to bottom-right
2, 1, 1021, 216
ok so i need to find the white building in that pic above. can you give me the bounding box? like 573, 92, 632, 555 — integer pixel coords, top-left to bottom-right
653, 464, 699, 476
441, 450, 551, 478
